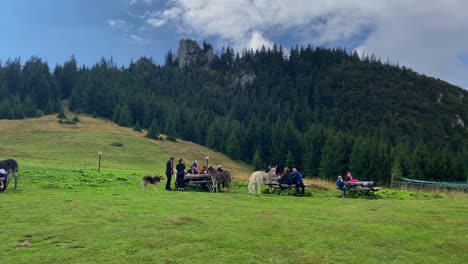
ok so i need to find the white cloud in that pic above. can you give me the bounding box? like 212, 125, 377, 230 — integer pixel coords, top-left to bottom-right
107, 19, 127, 30
146, 0, 468, 88
130, 0, 153, 5
247, 31, 273, 51
129, 34, 148, 44
144, 7, 183, 28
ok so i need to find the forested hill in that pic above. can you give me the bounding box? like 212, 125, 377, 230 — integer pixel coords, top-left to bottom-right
1, 40, 467, 183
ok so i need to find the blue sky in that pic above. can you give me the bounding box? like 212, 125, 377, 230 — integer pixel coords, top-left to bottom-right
1, 0, 467, 88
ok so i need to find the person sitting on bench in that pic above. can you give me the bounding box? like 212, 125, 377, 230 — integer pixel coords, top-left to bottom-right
199, 166, 207, 174
278, 167, 292, 191
291, 168, 304, 196
344, 171, 359, 182
336, 176, 347, 198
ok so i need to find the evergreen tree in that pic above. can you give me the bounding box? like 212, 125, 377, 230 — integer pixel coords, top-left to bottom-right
285, 151, 295, 170
165, 115, 177, 142
44, 100, 54, 115
391, 158, 403, 182
252, 148, 264, 171
146, 119, 159, 139
303, 125, 327, 177
112, 105, 121, 123
118, 104, 133, 127
319, 132, 347, 179
226, 130, 241, 160
410, 141, 431, 180
23, 96, 37, 118
133, 120, 142, 132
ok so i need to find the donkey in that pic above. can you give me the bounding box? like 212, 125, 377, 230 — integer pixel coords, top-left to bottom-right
206, 166, 232, 193
0, 159, 19, 190
248, 166, 276, 195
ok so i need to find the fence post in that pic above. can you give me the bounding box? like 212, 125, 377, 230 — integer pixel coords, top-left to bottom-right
98, 151, 102, 173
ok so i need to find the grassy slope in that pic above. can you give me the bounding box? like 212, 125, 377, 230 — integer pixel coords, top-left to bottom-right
0, 115, 253, 179
1, 115, 467, 264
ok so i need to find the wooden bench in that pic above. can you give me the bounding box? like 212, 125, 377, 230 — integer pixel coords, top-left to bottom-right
265, 182, 311, 194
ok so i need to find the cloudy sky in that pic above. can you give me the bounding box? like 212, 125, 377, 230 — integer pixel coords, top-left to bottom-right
1, 0, 467, 88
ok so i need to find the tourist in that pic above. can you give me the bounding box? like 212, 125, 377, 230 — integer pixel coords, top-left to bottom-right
165, 157, 174, 191
176, 159, 186, 191
292, 168, 305, 196
336, 175, 347, 198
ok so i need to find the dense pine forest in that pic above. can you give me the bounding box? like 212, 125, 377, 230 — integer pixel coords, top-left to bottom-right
1, 41, 467, 184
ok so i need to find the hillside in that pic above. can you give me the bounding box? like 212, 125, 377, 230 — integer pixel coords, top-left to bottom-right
1, 41, 467, 183
0, 114, 253, 181
1, 114, 467, 264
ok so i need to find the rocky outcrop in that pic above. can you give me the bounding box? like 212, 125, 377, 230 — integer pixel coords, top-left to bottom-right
176, 39, 214, 68
233, 71, 256, 90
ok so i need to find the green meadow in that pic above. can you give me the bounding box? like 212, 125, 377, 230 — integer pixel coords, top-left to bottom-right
1, 116, 467, 264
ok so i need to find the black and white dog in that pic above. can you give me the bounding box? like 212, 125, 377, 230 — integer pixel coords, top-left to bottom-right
0, 159, 19, 191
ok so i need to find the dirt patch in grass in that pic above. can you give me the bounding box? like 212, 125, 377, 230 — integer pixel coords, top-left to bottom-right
17, 236, 32, 248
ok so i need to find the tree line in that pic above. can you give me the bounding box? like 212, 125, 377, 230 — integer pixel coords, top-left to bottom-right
0, 44, 467, 183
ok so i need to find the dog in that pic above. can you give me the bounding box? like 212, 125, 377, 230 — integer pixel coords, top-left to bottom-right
141, 175, 164, 190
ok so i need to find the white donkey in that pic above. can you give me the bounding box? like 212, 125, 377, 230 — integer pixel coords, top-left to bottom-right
248, 166, 276, 195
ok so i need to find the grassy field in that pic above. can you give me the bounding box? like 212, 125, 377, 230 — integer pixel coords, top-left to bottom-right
1, 115, 467, 264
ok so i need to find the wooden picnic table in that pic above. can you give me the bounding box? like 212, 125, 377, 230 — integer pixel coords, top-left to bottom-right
183, 173, 213, 192
345, 181, 382, 192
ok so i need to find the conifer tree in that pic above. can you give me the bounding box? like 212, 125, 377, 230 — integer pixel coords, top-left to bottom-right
133, 120, 142, 132
285, 151, 295, 170
226, 130, 241, 160
252, 148, 264, 171
44, 100, 54, 115
146, 119, 159, 139
410, 141, 430, 180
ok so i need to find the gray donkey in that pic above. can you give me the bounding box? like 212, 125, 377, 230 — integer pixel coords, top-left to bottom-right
0, 159, 19, 190
207, 166, 232, 193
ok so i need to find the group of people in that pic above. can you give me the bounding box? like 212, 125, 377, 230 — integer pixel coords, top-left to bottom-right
276, 167, 305, 196
336, 171, 359, 198
164, 156, 223, 191
165, 157, 186, 191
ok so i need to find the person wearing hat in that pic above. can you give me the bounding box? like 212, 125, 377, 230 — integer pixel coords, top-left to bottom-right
336, 175, 347, 198
0, 168, 7, 192
165, 157, 174, 191
217, 165, 224, 172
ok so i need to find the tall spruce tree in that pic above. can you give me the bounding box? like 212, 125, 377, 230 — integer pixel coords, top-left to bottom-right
146, 119, 159, 139
252, 148, 264, 171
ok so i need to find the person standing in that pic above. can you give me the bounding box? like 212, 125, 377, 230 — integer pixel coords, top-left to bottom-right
165, 157, 174, 191
176, 159, 186, 191
292, 168, 304, 196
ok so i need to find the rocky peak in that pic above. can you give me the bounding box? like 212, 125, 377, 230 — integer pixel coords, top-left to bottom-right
176, 39, 214, 68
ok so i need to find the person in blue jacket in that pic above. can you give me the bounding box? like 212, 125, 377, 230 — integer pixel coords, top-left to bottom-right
336, 176, 347, 198
292, 168, 304, 196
